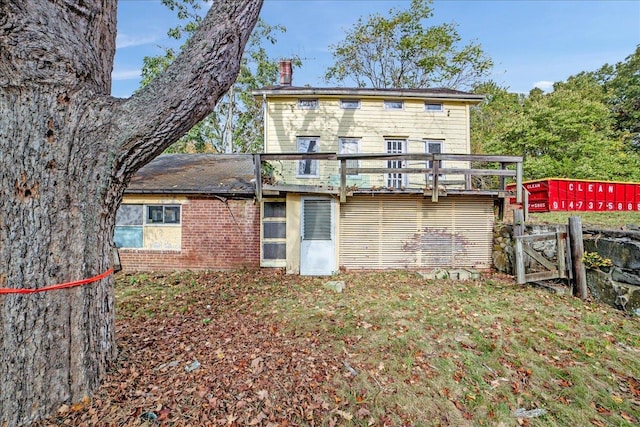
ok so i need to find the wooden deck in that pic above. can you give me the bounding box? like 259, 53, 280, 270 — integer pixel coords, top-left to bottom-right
254, 152, 523, 204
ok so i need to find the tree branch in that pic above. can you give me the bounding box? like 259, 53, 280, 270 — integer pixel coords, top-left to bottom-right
112, 0, 263, 176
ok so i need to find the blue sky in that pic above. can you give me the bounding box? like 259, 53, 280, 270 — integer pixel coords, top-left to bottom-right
112, 0, 640, 98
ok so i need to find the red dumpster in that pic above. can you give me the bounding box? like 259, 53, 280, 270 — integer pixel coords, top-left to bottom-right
508, 178, 640, 212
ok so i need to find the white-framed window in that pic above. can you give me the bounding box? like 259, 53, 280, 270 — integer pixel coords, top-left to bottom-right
339, 137, 360, 175
340, 99, 361, 109
261, 200, 286, 266
425, 139, 444, 181
297, 98, 318, 110
297, 137, 319, 177
114, 204, 181, 249
386, 139, 406, 188
146, 205, 181, 224
424, 102, 444, 112
383, 100, 404, 110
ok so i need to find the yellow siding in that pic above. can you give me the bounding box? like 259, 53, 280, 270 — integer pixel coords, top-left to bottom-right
121, 195, 188, 205
266, 97, 469, 152
265, 96, 472, 187
144, 225, 181, 250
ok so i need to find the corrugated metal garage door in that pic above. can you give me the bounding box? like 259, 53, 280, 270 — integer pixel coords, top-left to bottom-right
339, 195, 494, 270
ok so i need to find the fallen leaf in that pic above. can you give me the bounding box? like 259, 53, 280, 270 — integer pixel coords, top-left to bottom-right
335, 410, 353, 421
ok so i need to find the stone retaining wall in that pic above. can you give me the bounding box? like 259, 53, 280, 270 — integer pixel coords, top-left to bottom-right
492, 222, 640, 315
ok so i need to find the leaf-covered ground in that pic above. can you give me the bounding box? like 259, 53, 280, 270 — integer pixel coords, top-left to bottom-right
35, 270, 639, 426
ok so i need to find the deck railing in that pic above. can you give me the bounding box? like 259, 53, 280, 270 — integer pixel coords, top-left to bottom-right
254, 152, 523, 203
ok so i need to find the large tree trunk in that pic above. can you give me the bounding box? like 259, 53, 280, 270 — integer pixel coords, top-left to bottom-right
0, 1, 263, 425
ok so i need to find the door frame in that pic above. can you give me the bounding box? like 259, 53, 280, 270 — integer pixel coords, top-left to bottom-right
300, 196, 336, 275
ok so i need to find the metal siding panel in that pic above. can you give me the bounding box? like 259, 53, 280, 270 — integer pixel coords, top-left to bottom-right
340, 196, 493, 270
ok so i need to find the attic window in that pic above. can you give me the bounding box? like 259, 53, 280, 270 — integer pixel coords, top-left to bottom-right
425, 102, 444, 112
340, 99, 360, 109
383, 100, 403, 110
297, 99, 318, 109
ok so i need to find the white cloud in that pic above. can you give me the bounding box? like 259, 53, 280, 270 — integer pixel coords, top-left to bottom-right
111, 69, 141, 81
533, 80, 554, 92
116, 33, 158, 49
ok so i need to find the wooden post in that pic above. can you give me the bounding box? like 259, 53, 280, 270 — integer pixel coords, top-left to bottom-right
499, 162, 506, 192
513, 209, 526, 284
340, 158, 347, 203
516, 162, 523, 203
568, 216, 588, 299
431, 157, 440, 202
254, 153, 262, 203
556, 231, 567, 279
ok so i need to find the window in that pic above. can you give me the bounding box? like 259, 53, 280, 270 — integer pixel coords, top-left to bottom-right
114, 204, 182, 249
297, 98, 318, 109
425, 140, 444, 182
114, 204, 143, 248
297, 137, 319, 177
383, 100, 403, 110
262, 201, 286, 265
147, 205, 181, 224
340, 99, 360, 109
113, 204, 180, 250
425, 140, 443, 168
425, 102, 444, 112
339, 137, 360, 175
386, 139, 406, 188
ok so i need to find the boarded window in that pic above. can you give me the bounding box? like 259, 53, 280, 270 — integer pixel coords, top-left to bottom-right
114, 203, 181, 249
114, 204, 143, 248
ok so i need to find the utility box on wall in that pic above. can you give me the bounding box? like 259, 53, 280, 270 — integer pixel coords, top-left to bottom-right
508, 178, 640, 212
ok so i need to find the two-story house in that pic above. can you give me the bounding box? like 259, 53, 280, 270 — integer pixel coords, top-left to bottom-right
252, 67, 522, 275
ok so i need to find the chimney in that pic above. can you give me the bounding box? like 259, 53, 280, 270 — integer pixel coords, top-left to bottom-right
279, 59, 292, 86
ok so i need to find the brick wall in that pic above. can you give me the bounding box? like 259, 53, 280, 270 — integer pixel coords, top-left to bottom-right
119, 197, 260, 271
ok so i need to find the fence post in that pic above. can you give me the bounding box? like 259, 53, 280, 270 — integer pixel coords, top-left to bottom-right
568, 216, 588, 299
513, 209, 526, 284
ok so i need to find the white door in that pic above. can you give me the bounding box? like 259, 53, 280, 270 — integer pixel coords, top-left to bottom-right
300, 198, 335, 275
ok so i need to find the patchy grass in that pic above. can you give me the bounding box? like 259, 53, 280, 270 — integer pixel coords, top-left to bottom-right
526, 211, 640, 229
37, 270, 639, 426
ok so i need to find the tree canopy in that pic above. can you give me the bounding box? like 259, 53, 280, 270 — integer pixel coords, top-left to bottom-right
324, 0, 492, 89
471, 48, 640, 182
140, 2, 294, 153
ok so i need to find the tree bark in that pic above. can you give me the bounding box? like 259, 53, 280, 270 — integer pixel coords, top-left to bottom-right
0, 1, 263, 425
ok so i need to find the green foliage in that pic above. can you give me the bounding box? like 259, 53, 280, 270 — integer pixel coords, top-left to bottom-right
324, 0, 492, 89
597, 46, 640, 150
583, 252, 613, 270
139, 2, 294, 153
471, 55, 640, 182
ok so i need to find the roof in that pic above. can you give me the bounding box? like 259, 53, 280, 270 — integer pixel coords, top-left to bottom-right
252, 86, 484, 103
125, 154, 255, 196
